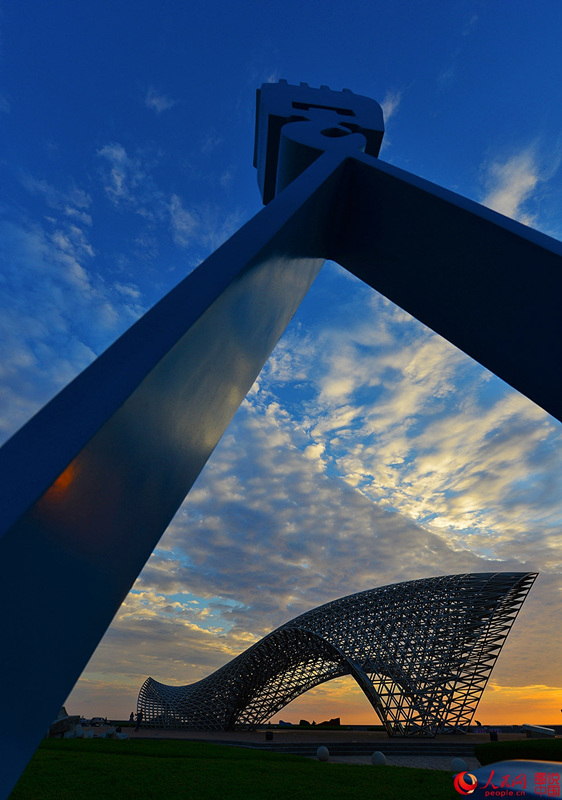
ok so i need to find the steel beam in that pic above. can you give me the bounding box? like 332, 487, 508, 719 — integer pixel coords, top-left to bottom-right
0, 150, 348, 799
330, 155, 562, 423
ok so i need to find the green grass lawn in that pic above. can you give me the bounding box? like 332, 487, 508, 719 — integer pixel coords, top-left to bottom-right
475, 737, 562, 766
9, 739, 459, 800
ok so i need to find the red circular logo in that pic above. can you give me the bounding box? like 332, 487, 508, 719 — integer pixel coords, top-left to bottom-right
454, 772, 478, 795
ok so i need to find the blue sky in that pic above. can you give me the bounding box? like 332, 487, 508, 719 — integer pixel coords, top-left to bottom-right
2, 0, 562, 723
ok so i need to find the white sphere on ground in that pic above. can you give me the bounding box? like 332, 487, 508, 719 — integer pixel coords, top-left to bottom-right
371, 751, 387, 766
450, 757, 468, 772
316, 746, 329, 762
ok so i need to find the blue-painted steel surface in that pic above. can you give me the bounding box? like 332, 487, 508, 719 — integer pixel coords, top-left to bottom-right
330, 154, 562, 423
0, 150, 347, 799
1, 79, 561, 796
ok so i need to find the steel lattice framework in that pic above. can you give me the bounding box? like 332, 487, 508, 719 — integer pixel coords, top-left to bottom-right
138, 571, 536, 736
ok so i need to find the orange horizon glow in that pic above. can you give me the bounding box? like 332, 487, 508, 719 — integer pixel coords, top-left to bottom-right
272, 678, 562, 727
67, 674, 562, 727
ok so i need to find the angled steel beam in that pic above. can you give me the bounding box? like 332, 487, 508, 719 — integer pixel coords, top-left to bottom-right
329, 155, 562, 423
0, 146, 351, 799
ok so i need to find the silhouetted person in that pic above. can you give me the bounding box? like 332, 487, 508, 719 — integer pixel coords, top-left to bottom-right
135, 710, 143, 731
129, 712, 135, 723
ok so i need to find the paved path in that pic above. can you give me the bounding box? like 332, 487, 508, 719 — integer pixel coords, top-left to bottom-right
130, 728, 521, 745
326, 754, 482, 771
128, 728, 491, 771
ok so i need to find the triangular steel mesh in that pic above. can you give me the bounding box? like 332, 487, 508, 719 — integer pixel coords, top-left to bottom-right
138, 572, 536, 735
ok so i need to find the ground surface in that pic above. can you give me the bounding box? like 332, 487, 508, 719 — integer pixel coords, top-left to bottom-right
123, 726, 528, 771
9, 739, 459, 800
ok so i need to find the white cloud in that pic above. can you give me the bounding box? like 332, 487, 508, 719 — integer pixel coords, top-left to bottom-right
254, 277, 562, 568
96, 143, 168, 222
65, 206, 92, 226
130, 403, 496, 628
169, 193, 198, 246
97, 143, 139, 204
200, 133, 223, 154
145, 86, 177, 114
114, 282, 141, 300
169, 192, 245, 253
437, 64, 456, 90
380, 89, 402, 124
482, 147, 543, 225
21, 174, 91, 212
0, 213, 141, 442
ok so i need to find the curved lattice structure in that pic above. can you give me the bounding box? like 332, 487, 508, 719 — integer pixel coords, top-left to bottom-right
138, 572, 536, 736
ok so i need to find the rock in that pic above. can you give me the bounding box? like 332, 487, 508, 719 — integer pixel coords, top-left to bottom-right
84, 730, 94, 739
115, 732, 129, 740
450, 757, 468, 772
48, 715, 80, 736
74, 725, 85, 738
371, 751, 387, 766
521, 723, 555, 738
316, 746, 329, 762
63, 730, 75, 739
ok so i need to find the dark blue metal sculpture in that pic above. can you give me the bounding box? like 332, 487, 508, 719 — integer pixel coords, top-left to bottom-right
1, 80, 560, 797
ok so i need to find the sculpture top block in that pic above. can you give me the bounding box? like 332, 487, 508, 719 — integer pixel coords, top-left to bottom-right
254, 79, 385, 203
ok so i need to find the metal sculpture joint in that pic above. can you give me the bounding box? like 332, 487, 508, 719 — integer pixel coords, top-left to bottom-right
254, 79, 384, 202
